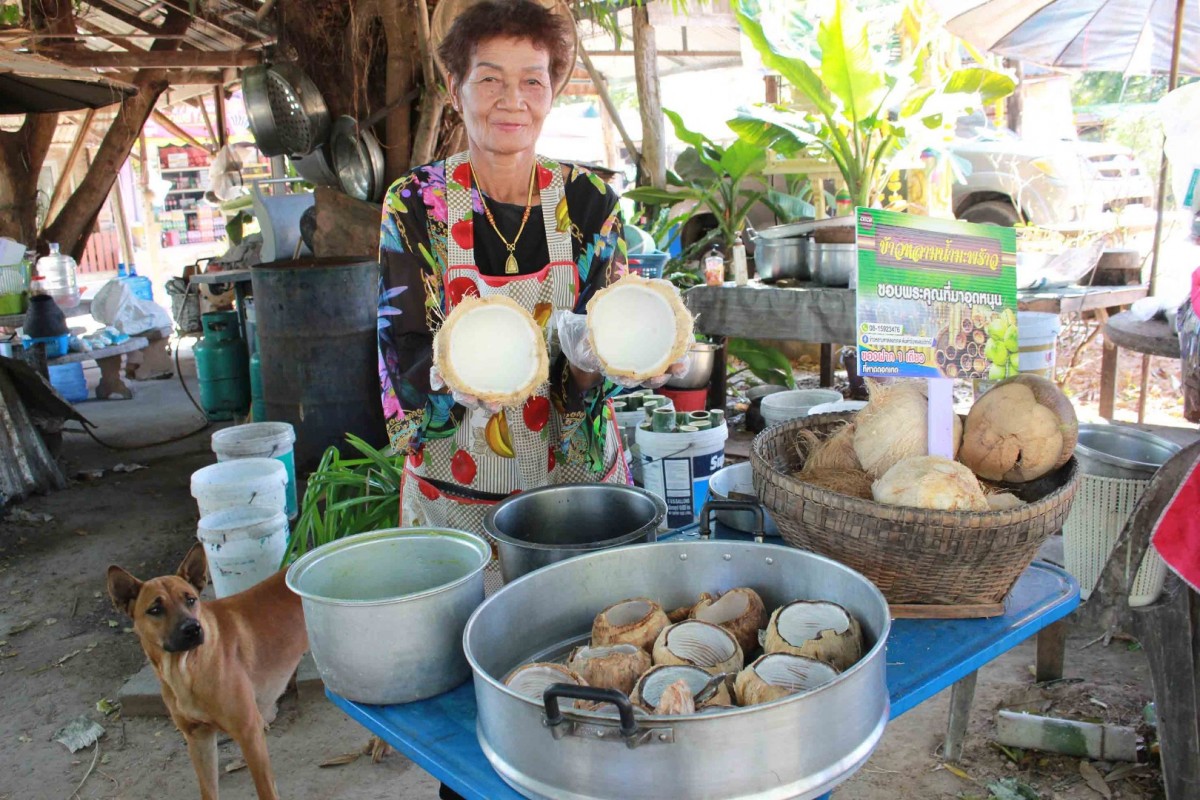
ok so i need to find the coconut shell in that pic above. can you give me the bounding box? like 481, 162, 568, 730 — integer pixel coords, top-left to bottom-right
432, 294, 549, 407
653, 679, 697, 715
566, 645, 652, 696
504, 663, 588, 707
959, 374, 1078, 482
631, 665, 733, 711
591, 598, 670, 653
853, 379, 963, 478
872, 455, 990, 512
791, 466, 875, 499
734, 653, 840, 707
652, 620, 744, 675
799, 423, 861, 472
763, 601, 863, 671
585, 274, 694, 382
690, 588, 767, 655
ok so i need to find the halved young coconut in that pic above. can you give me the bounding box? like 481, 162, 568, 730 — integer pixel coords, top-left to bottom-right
654, 679, 696, 715
566, 644, 652, 696
586, 274, 693, 383
690, 588, 767, 656
734, 653, 840, 707
763, 601, 863, 671
504, 663, 587, 708
652, 620, 744, 675
592, 598, 670, 653
631, 664, 733, 711
433, 294, 549, 407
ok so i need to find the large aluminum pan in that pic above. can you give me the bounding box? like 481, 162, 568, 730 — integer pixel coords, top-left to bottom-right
1075, 424, 1181, 480
464, 539, 890, 800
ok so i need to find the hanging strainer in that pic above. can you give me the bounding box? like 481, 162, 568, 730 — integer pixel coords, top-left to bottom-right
243, 63, 330, 157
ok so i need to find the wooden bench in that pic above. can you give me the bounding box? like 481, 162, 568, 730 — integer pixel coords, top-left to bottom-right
46, 336, 149, 400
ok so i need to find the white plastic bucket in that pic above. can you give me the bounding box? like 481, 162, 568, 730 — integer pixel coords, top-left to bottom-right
761, 389, 843, 428
614, 401, 673, 485
636, 423, 728, 529
1017, 311, 1060, 378
211, 422, 298, 518
197, 506, 289, 597
190, 458, 288, 519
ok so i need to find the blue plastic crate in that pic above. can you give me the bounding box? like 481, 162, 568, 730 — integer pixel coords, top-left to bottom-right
628, 252, 670, 279
23, 334, 70, 358
49, 362, 88, 403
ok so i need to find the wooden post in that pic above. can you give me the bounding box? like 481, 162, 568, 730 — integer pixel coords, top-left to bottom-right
151, 110, 215, 154
632, 6, 665, 189
198, 99, 219, 150
46, 109, 96, 223
410, 0, 444, 168
110, 165, 136, 268
214, 87, 228, 148
137, 133, 163, 272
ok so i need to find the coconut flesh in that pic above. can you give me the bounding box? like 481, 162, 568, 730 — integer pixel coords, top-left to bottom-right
872, 455, 990, 512
566, 644, 651, 696
586, 274, 693, 382
853, 379, 963, 479
631, 664, 733, 711
763, 601, 863, 672
652, 619, 744, 675
591, 598, 670, 653
734, 653, 840, 706
434, 295, 548, 406
504, 663, 587, 708
690, 588, 767, 655
958, 374, 1078, 482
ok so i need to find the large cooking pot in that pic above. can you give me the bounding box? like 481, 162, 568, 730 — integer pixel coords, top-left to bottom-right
666, 341, 722, 389
484, 484, 665, 582
807, 242, 857, 287
463, 535, 890, 800
1075, 424, 1181, 480
753, 235, 810, 282
286, 528, 490, 704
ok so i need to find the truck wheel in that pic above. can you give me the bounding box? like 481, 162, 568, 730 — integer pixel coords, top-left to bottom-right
959, 200, 1022, 226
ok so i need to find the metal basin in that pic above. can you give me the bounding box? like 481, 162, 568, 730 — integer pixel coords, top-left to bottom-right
286, 528, 490, 704
666, 341, 721, 390
484, 484, 666, 582
1075, 424, 1182, 480
707, 461, 780, 536
464, 539, 891, 800
753, 235, 810, 282
807, 242, 857, 287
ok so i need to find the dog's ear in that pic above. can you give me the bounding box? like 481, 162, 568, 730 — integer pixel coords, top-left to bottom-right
177, 543, 208, 594
107, 566, 143, 616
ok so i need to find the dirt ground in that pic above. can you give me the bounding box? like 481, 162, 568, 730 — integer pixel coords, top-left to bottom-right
0, 347, 1189, 800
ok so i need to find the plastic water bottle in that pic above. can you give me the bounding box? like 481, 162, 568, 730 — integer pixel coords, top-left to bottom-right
117, 262, 128, 278
36, 243, 80, 309
120, 262, 154, 302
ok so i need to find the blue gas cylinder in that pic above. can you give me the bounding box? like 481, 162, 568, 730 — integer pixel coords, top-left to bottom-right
194, 311, 249, 421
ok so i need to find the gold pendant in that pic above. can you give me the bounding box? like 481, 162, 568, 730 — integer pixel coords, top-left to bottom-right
505, 253, 519, 274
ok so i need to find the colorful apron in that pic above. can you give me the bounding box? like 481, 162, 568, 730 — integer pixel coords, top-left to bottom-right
400, 152, 629, 537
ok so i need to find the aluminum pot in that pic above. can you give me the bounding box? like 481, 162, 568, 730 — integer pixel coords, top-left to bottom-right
753, 235, 810, 282
484, 484, 665, 582
666, 341, 722, 389
807, 242, 857, 287
463, 537, 890, 800
1075, 424, 1181, 480
286, 528, 490, 704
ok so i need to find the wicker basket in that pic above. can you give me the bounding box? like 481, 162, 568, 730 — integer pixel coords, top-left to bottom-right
751, 413, 1080, 612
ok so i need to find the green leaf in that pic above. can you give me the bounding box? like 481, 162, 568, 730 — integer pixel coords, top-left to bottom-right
986, 777, 1040, 800
728, 106, 819, 158
718, 139, 766, 184
673, 146, 719, 185
816, 0, 886, 122
943, 67, 1016, 104
623, 187, 693, 206
763, 189, 815, 222
664, 109, 722, 174
900, 87, 936, 119
736, 7, 835, 121
727, 338, 796, 388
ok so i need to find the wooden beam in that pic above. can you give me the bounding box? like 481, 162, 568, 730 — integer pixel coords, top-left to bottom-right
87, 0, 166, 35
156, 0, 268, 42
51, 49, 259, 68
112, 69, 227, 85
214, 86, 228, 148
151, 109, 215, 153
197, 97, 218, 147
46, 109, 96, 222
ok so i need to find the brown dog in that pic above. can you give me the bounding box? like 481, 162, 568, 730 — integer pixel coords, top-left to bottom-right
108, 544, 307, 800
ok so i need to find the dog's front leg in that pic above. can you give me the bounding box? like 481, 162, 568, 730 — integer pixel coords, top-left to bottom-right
180, 722, 219, 800
232, 719, 280, 800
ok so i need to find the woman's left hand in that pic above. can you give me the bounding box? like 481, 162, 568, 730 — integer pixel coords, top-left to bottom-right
556, 311, 689, 389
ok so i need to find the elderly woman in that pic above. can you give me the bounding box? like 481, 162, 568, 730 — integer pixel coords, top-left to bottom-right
377, 0, 677, 531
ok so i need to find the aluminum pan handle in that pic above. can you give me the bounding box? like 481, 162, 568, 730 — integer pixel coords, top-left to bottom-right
699, 499, 765, 543
543, 684, 638, 739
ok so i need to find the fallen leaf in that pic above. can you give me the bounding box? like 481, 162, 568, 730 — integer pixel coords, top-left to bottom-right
92, 592, 101, 599
17, 734, 31, 743
107, 620, 119, 628
54, 649, 81, 666
987, 777, 1040, 800
319, 752, 362, 768
53, 716, 104, 752
1104, 763, 1146, 783
1080, 761, 1111, 798
7, 621, 32, 635
0, 651, 16, 659
96, 698, 120, 716
942, 763, 975, 782
44, 618, 57, 626
224, 759, 247, 773
0, 640, 6, 646
122, 627, 133, 634
100, 753, 111, 765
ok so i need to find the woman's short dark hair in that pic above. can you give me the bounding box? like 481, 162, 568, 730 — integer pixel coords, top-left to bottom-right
438, 0, 574, 91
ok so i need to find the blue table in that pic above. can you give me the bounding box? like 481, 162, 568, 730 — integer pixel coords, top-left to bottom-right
330, 542, 1078, 800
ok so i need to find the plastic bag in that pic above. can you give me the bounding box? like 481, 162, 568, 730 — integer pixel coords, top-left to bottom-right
91, 278, 172, 335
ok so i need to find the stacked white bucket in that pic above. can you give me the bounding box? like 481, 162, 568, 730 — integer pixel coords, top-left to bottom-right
189, 423, 295, 597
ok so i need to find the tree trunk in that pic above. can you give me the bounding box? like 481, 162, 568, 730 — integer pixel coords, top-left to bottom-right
40, 10, 191, 259
0, 115, 58, 243
632, 5, 666, 189
409, 0, 444, 168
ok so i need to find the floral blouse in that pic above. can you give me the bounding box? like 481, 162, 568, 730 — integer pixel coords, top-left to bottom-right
377, 159, 629, 467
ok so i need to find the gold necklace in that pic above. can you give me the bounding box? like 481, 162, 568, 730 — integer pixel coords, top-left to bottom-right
470, 161, 537, 275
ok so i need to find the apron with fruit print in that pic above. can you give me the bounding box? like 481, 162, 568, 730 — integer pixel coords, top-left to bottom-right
400, 152, 629, 538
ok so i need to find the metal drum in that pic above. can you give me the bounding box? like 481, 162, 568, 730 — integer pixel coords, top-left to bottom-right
252, 258, 385, 470
463, 538, 891, 800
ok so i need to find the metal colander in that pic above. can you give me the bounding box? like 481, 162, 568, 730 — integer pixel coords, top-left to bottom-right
243, 63, 330, 157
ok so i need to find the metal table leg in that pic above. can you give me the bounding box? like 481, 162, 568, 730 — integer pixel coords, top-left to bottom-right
944, 670, 978, 762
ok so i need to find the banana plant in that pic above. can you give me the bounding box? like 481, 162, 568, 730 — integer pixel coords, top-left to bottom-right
624, 109, 815, 256
730, 0, 1016, 208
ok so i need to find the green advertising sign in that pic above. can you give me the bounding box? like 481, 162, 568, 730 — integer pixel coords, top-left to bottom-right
855, 208, 1018, 381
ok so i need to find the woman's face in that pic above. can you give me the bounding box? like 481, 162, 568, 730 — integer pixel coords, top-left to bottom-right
452, 36, 554, 160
